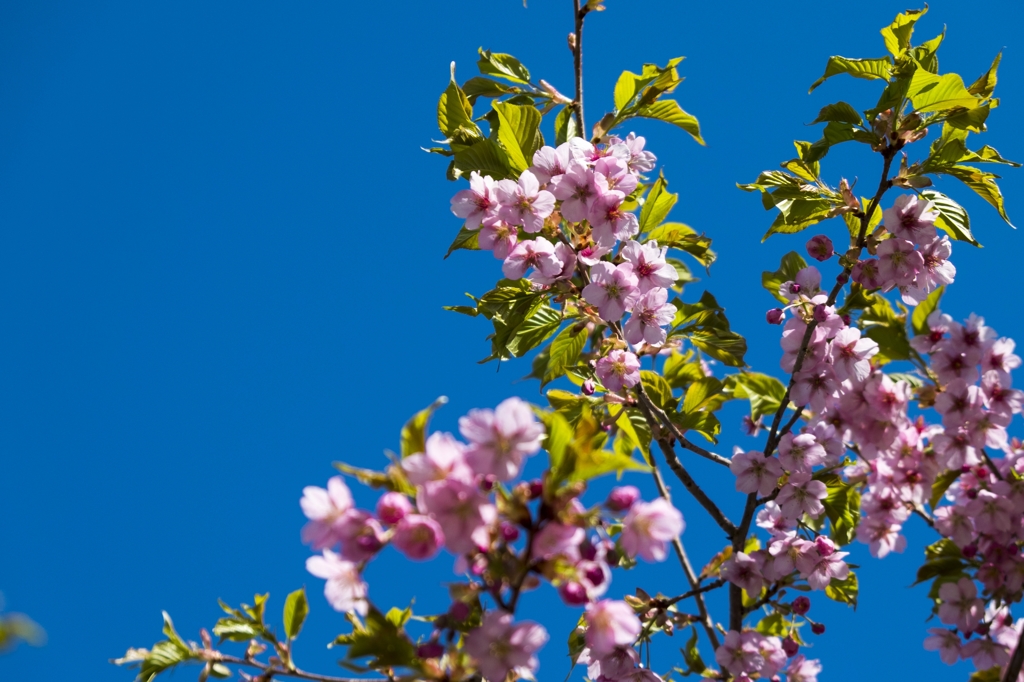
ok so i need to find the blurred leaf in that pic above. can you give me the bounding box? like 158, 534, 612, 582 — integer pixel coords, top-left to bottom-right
283, 588, 308, 641
819, 474, 861, 546
911, 286, 945, 335
730, 372, 787, 422
554, 105, 578, 146
930, 469, 961, 508
444, 226, 480, 259
334, 606, 416, 669
401, 396, 447, 457
824, 572, 858, 608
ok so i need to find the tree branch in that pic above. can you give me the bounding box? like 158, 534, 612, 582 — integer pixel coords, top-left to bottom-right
571, 0, 587, 134
648, 464, 720, 650
214, 655, 385, 682
1004, 626, 1024, 682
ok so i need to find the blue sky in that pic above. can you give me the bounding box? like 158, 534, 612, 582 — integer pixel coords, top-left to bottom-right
1, 1, 1022, 680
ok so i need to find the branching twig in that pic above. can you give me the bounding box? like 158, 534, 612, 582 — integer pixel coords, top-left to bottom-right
649, 465, 721, 650
214, 655, 385, 682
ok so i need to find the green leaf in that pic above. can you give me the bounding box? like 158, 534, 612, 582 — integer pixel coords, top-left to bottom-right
477, 49, 531, 84
335, 606, 416, 669
444, 226, 480, 259
937, 165, 1014, 227
213, 618, 262, 643
820, 474, 861, 546
968, 53, 1001, 99
809, 56, 892, 92
824, 572, 858, 608
634, 100, 705, 145
453, 139, 511, 179
862, 297, 911, 364
920, 190, 978, 246
730, 372, 787, 423
400, 396, 447, 457
762, 198, 834, 241
638, 172, 678, 234
644, 222, 715, 269
542, 409, 575, 487
969, 668, 1004, 682
680, 627, 706, 675
908, 70, 979, 114
914, 556, 967, 585
437, 64, 481, 146
615, 407, 652, 461
682, 377, 725, 414
461, 76, 516, 102
762, 251, 808, 303
811, 101, 863, 125
543, 324, 587, 386
930, 469, 961, 508
688, 329, 746, 367
912, 286, 944, 335
641, 370, 676, 410
283, 588, 308, 641
492, 101, 543, 173
880, 7, 927, 57
554, 105, 578, 146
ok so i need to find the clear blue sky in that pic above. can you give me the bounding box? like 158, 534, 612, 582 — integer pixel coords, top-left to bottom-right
1, 1, 1022, 680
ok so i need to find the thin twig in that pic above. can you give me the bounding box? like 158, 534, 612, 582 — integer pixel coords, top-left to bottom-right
637, 396, 737, 537
215, 655, 385, 682
571, 0, 587, 134
636, 389, 731, 467
663, 578, 727, 606
649, 465, 721, 650
1004, 626, 1024, 682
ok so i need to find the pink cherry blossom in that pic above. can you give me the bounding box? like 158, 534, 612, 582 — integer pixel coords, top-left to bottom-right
595, 350, 641, 393
584, 600, 642, 657
829, 327, 879, 382
478, 217, 518, 260
621, 240, 678, 293
579, 645, 639, 681
459, 397, 544, 481
778, 433, 826, 474
776, 472, 827, 521
401, 431, 473, 487
300, 476, 359, 550
790, 362, 839, 412
589, 190, 639, 246
855, 515, 906, 558
805, 234, 834, 261
531, 522, 584, 561
530, 144, 570, 184
795, 537, 850, 589
495, 170, 556, 233
450, 171, 497, 229
785, 655, 823, 682
937, 577, 983, 632
306, 550, 368, 616
933, 505, 976, 547
618, 132, 657, 173
418, 478, 496, 555
902, 234, 955, 304
620, 498, 684, 562
884, 193, 938, 244
594, 156, 638, 196
529, 241, 577, 286
624, 287, 675, 346
583, 262, 639, 321
730, 449, 783, 496
851, 258, 884, 289
502, 236, 563, 280
923, 628, 962, 665
961, 637, 1010, 671
714, 630, 764, 677
877, 238, 924, 288
392, 514, 444, 560
721, 552, 764, 595
550, 161, 599, 222
578, 242, 612, 266
464, 611, 548, 682
983, 338, 1022, 384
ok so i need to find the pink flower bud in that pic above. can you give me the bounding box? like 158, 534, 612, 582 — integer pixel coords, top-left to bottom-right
481, 475, 496, 491
782, 637, 800, 657
582, 379, 596, 396
584, 565, 606, 587
559, 581, 589, 605
376, 492, 413, 525
392, 514, 444, 561
766, 308, 784, 325
500, 522, 521, 542
813, 304, 829, 323
580, 538, 597, 561
806, 234, 835, 261
448, 601, 470, 622
811, 622, 826, 635
528, 480, 544, 499
792, 596, 811, 615
605, 485, 640, 512
416, 642, 445, 659
962, 543, 978, 559
814, 536, 836, 557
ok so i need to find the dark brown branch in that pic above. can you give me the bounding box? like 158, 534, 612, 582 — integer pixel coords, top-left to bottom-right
1004, 626, 1024, 682
571, 0, 587, 134
215, 655, 385, 682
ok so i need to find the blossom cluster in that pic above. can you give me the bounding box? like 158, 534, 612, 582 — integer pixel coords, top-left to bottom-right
299, 398, 687, 681
754, 194, 1024, 677
850, 194, 956, 305
451, 135, 678, 395
716, 627, 822, 682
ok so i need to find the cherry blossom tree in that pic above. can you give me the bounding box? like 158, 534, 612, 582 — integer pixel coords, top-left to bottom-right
115, 3, 1024, 682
